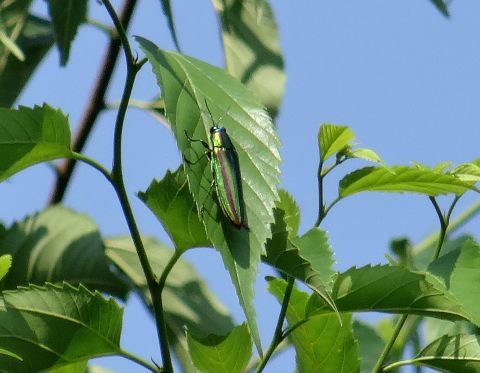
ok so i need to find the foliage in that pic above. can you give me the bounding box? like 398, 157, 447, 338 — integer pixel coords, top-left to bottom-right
0, 1, 477, 372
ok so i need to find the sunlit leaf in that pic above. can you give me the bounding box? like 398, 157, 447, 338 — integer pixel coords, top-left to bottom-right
318, 124, 354, 163
138, 37, 281, 355
187, 324, 252, 373
0, 254, 12, 281
339, 166, 478, 197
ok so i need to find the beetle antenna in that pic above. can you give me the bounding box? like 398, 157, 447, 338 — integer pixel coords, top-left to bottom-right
204, 99, 230, 127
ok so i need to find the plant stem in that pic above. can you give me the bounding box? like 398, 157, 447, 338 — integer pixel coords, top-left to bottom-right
414, 198, 479, 255
372, 315, 408, 373
100, 1, 173, 371
256, 276, 295, 373
372, 195, 460, 372
120, 349, 160, 372
315, 160, 325, 227
48, 0, 139, 204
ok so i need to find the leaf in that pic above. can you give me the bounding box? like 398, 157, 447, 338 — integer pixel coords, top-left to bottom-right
428, 238, 480, 326
0, 206, 129, 298
46, 0, 87, 66
137, 38, 281, 355
0, 0, 31, 69
339, 166, 478, 197
353, 320, 385, 373
386, 335, 480, 372
0, 15, 54, 107
105, 235, 234, 371
0, 104, 73, 182
187, 324, 252, 373
264, 192, 337, 312
0, 254, 12, 281
268, 278, 360, 373
0, 283, 123, 372
159, 0, 181, 51
306, 265, 473, 322
430, 0, 449, 17
211, 0, 285, 117
451, 162, 480, 183
319, 124, 355, 163
138, 166, 210, 252
346, 147, 383, 164
48, 360, 88, 373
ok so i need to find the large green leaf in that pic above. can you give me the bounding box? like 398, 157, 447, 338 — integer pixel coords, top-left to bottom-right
0, 206, 129, 298
46, 0, 87, 66
0, 104, 73, 181
307, 265, 473, 322
0, 15, 54, 107
187, 324, 252, 373
318, 124, 355, 163
268, 278, 360, 373
137, 38, 281, 355
0, 283, 123, 372
105, 236, 233, 371
138, 167, 210, 252
211, 0, 285, 117
428, 238, 480, 326
339, 166, 478, 197
264, 191, 337, 311
385, 334, 480, 372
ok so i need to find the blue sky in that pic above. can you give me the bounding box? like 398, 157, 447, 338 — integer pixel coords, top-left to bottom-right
3, 1, 480, 372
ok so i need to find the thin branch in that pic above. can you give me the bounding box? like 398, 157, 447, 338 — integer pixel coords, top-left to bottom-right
256, 276, 295, 373
48, 0, 139, 204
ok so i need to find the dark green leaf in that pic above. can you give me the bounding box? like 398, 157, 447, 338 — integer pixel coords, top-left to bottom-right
46, 0, 87, 65
264, 192, 337, 312
137, 38, 281, 355
138, 167, 210, 252
187, 324, 252, 373
0, 16, 54, 107
318, 124, 354, 163
307, 265, 473, 322
430, 0, 449, 17
0, 104, 73, 181
428, 238, 480, 326
386, 335, 480, 372
353, 320, 385, 373
0, 283, 123, 372
339, 166, 478, 197
268, 278, 360, 373
0, 206, 129, 298
159, 0, 181, 51
105, 236, 233, 371
212, 0, 285, 117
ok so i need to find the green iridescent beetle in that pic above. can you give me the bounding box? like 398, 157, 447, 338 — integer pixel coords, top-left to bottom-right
184, 102, 248, 229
